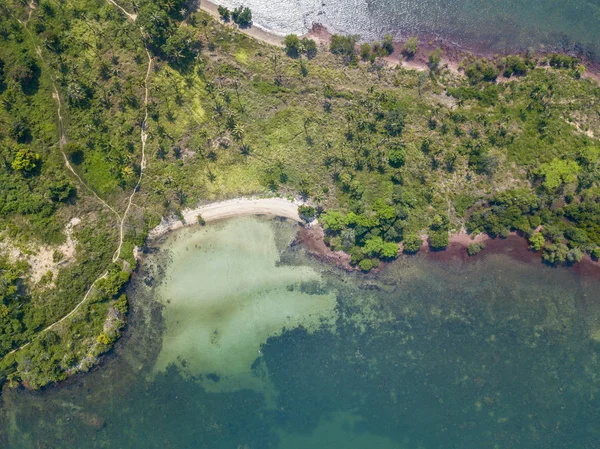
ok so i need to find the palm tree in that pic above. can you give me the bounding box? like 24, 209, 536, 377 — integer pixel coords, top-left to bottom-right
232, 124, 245, 141
163, 0, 175, 12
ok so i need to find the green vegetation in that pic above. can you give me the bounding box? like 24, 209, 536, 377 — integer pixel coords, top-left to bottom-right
402, 234, 423, 254
529, 232, 545, 251
1, 0, 599, 389
501, 55, 535, 77
402, 36, 418, 58
298, 205, 316, 222
284, 34, 318, 59
428, 48, 442, 71
463, 58, 500, 84
217, 5, 230, 21
467, 242, 485, 256
330, 34, 359, 64
231, 6, 252, 27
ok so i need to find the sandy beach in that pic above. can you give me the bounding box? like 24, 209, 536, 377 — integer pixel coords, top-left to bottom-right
147, 195, 542, 270
148, 196, 303, 239
199, 0, 284, 46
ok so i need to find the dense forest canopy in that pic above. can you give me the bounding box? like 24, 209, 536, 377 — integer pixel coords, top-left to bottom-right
0, 0, 599, 388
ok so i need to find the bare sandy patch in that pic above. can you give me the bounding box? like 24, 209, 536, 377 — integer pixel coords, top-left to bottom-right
149, 196, 303, 239
0, 217, 81, 284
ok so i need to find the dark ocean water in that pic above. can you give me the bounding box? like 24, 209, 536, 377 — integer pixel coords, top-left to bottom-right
2, 217, 600, 449
213, 0, 600, 60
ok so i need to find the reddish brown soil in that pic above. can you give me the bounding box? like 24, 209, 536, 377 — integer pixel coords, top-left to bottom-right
305, 23, 600, 81
296, 225, 353, 271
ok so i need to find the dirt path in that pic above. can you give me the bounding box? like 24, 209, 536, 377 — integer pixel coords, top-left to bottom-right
113, 48, 152, 262
3, 271, 108, 358
106, 0, 137, 21
52, 85, 122, 220
15, 15, 122, 221
1, 1, 149, 362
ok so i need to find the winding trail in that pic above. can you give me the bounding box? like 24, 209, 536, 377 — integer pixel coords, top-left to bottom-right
15, 16, 122, 221
113, 48, 152, 262
2, 1, 149, 361
3, 271, 109, 357
106, 0, 137, 21
52, 85, 122, 220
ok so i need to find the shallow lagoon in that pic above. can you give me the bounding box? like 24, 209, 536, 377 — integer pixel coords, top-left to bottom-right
1, 216, 600, 448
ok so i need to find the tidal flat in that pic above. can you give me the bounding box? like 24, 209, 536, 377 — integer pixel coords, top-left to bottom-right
1, 216, 600, 448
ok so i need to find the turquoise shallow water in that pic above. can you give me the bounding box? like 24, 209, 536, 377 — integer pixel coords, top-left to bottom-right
1, 216, 600, 448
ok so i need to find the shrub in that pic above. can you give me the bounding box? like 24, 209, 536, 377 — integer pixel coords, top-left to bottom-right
52, 250, 64, 262
382, 33, 394, 55
349, 245, 365, 264
574, 64, 585, 79
429, 230, 449, 250
566, 247, 584, 264
402, 234, 422, 254
467, 242, 485, 256
96, 267, 130, 298
285, 36, 318, 59
428, 48, 442, 71
592, 248, 600, 261
300, 38, 318, 59
96, 333, 112, 345
464, 59, 499, 84
284, 34, 300, 57
537, 159, 580, 191
403, 36, 418, 58
114, 294, 128, 316
529, 215, 541, 229
548, 54, 578, 69
503, 55, 530, 77
454, 195, 475, 216
528, 232, 545, 251
11, 149, 40, 173
321, 210, 345, 233
360, 42, 372, 61
298, 205, 316, 222
381, 241, 399, 259
388, 146, 406, 167
217, 5, 230, 21
197, 214, 206, 226
362, 236, 399, 260
231, 6, 252, 27
330, 34, 359, 57
358, 258, 379, 272
542, 243, 569, 265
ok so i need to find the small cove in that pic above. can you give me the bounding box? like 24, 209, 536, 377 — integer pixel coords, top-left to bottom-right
1, 215, 600, 448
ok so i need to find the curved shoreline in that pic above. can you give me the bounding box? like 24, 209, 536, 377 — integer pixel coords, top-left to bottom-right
148, 197, 304, 239
146, 197, 576, 274
197, 1, 600, 82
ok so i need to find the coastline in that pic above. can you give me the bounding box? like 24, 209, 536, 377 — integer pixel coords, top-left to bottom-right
147, 196, 600, 274
147, 196, 303, 239
146, 197, 489, 269
199, 0, 284, 46
196, 3, 600, 82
